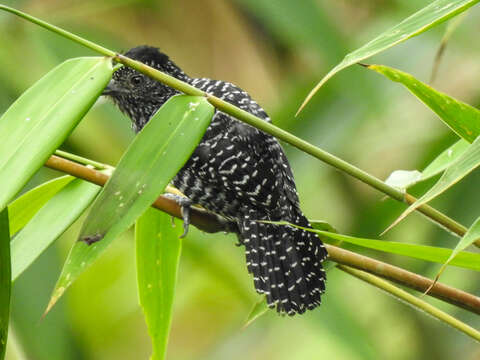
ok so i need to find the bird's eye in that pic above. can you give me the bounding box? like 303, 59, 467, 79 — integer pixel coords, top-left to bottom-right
130, 75, 143, 85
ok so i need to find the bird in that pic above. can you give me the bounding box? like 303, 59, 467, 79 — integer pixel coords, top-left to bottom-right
103, 45, 327, 315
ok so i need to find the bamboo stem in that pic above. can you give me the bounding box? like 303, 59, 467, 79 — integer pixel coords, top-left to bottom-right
0, 5, 475, 247
337, 265, 480, 342
44, 155, 480, 315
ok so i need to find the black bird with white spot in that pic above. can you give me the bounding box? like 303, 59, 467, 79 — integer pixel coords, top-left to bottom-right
103, 45, 327, 315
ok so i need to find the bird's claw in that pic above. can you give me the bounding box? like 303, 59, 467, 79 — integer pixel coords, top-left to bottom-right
164, 193, 193, 238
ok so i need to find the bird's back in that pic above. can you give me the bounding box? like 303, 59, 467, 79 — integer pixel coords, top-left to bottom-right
172, 78, 327, 314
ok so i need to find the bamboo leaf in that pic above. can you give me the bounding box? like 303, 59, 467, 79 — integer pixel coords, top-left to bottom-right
263, 221, 480, 271
0, 57, 113, 211
317, 231, 480, 271
136, 208, 182, 360
0, 209, 10, 360
243, 297, 269, 329
387, 136, 480, 231
47, 95, 213, 311
298, 0, 479, 113
7, 176, 74, 236
365, 64, 480, 142
435, 216, 480, 280
385, 140, 470, 189
421, 139, 471, 179
11, 179, 100, 281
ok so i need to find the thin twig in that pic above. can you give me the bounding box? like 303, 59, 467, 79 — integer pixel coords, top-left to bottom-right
337, 265, 480, 341
0, 5, 474, 246
44, 154, 480, 315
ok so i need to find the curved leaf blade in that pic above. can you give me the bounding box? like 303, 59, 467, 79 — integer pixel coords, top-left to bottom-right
11, 179, 100, 281
136, 208, 182, 360
387, 136, 480, 230
0, 209, 10, 360
8, 175, 74, 236
0, 57, 113, 210
385, 140, 470, 190
263, 221, 480, 271
47, 95, 213, 310
421, 139, 470, 180
244, 297, 269, 329
316, 231, 480, 271
366, 64, 480, 142
298, 0, 479, 113
435, 216, 480, 279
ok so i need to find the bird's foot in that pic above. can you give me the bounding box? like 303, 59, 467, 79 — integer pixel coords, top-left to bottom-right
163, 193, 193, 238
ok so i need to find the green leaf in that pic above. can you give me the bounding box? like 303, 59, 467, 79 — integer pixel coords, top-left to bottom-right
243, 296, 269, 329
0, 209, 10, 360
47, 95, 213, 311
263, 221, 480, 271
7, 176, 74, 236
11, 179, 100, 281
317, 230, 480, 271
366, 64, 480, 142
421, 139, 471, 179
0, 57, 113, 211
387, 136, 480, 230
385, 140, 470, 189
298, 0, 479, 113
136, 208, 182, 360
435, 216, 480, 279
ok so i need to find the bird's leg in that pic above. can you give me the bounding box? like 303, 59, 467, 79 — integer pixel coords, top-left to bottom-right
163, 193, 193, 238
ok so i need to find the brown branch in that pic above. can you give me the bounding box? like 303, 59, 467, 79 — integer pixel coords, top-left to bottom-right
44, 155, 236, 234
44, 155, 480, 315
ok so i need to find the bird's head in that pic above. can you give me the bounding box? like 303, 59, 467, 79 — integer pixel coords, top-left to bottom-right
103, 45, 189, 131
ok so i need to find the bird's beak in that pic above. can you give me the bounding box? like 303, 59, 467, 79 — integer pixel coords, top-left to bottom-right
102, 80, 123, 96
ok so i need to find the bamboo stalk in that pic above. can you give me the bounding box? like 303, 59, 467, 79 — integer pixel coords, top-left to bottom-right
44, 155, 480, 315
337, 265, 480, 341
0, 4, 476, 247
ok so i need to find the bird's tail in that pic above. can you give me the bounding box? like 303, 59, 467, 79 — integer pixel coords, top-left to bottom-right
238, 210, 327, 315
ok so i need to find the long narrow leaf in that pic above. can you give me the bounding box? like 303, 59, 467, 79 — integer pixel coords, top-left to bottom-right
11, 179, 100, 281
0, 209, 10, 360
421, 139, 470, 179
0, 57, 113, 210
47, 95, 213, 311
263, 221, 480, 271
136, 208, 182, 360
435, 216, 480, 279
298, 0, 479, 113
317, 230, 480, 271
387, 136, 480, 230
385, 139, 470, 189
8, 175, 74, 236
365, 64, 480, 142
244, 297, 269, 329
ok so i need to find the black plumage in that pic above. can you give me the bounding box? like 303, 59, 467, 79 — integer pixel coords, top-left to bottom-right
104, 45, 327, 315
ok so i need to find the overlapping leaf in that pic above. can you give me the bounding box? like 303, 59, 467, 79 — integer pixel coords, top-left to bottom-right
385, 140, 470, 190
0, 57, 113, 210
11, 179, 100, 281
136, 208, 182, 360
316, 230, 480, 271
298, 0, 479, 113
434, 216, 480, 280
365, 64, 480, 142
264, 221, 480, 271
8, 175, 74, 236
387, 136, 480, 231
47, 95, 213, 311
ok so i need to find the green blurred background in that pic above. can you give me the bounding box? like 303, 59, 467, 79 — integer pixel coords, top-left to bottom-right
1, 0, 479, 359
